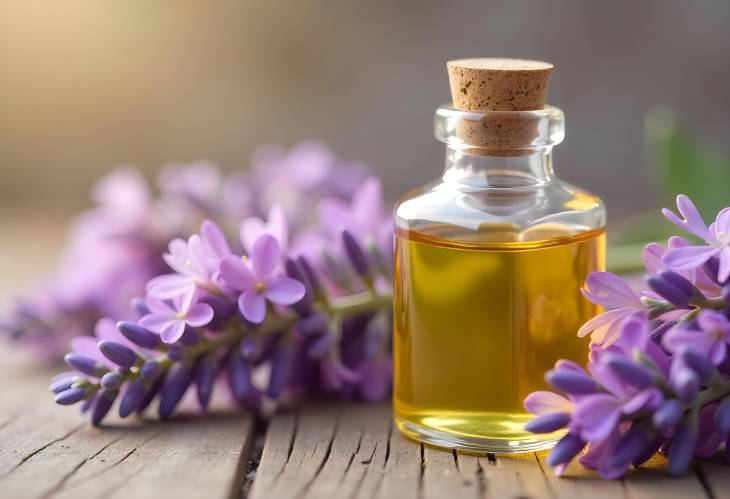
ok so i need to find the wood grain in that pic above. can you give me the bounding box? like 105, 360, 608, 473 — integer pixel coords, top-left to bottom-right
0, 345, 254, 499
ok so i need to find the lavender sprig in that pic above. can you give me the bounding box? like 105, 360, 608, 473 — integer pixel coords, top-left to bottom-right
50, 165, 394, 424
4, 142, 370, 361
526, 194, 730, 478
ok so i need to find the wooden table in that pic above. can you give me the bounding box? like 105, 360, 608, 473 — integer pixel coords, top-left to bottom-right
0, 345, 727, 499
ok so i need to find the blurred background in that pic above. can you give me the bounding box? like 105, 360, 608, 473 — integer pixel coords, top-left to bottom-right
1, 0, 730, 283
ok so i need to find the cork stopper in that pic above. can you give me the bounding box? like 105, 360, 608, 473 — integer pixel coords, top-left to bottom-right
446, 58, 554, 155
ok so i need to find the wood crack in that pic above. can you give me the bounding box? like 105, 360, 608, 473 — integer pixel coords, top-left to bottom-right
3, 423, 84, 476
39, 434, 125, 499
418, 444, 425, 499
693, 463, 718, 499
297, 415, 339, 497
342, 426, 364, 480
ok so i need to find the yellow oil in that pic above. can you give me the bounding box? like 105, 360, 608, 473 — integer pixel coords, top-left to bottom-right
393, 224, 605, 452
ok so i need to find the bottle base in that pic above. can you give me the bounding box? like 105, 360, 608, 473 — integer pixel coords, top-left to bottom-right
395, 415, 559, 454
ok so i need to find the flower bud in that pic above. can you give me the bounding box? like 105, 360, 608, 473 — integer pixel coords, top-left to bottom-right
99, 341, 138, 369
603, 354, 652, 389
91, 389, 118, 426
117, 321, 160, 349
64, 353, 108, 378
668, 420, 698, 476
296, 255, 324, 298
681, 350, 715, 383
652, 399, 683, 431
196, 354, 218, 409
49, 377, 76, 394
167, 344, 184, 361
646, 271, 694, 308
137, 374, 165, 414
159, 364, 194, 419
199, 294, 236, 323
545, 370, 598, 395
607, 426, 652, 468
672, 367, 699, 404
229, 351, 252, 400
55, 387, 87, 405
119, 380, 146, 418
524, 413, 571, 434
140, 360, 161, 379
547, 433, 586, 467
285, 258, 313, 315
100, 372, 124, 390
267, 346, 292, 399
342, 230, 371, 279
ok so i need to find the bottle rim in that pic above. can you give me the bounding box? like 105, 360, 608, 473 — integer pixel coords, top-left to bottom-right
434, 104, 565, 151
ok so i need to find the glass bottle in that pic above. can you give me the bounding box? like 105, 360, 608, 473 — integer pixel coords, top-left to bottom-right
393, 59, 606, 453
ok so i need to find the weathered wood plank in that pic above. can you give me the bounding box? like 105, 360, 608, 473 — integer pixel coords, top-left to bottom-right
374, 419, 421, 499
696, 458, 730, 499
624, 454, 711, 499
250, 404, 338, 498
0, 345, 255, 499
465, 452, 552, 499
536, 453, 626, 499
302, 404, 390, 499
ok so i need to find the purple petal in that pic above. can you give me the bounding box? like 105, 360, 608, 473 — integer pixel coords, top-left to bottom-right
139, 313, 177, 335
698, 309, 729, 332
663, 194, 712, 241
582, 272, 640, 309
160, 321, 186, 344
718, 247, 730, 283
714, 207, 730, 235
251, 234, 280, 280
662, 245, 719, 270
574, 394, 622, 442
185, 303, 214, 327
147, 274, 196, 300
240, 217, 265, 253
201, 219, 231, 259
643, 243, 666, 274
523, 391, 573, 415
577, 308, 633, 342
621, 387, 663, 413
219, 256, 256, 291
264, 277, 306, 305
663, 328, 717, 358
238, 292, 266, 324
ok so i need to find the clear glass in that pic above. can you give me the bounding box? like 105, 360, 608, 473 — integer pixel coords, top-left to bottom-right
393, 104, 606, 453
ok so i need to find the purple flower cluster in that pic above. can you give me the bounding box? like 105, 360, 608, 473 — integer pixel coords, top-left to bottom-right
526, 195, 730, 478
50, 167, 393, 423
2, 142, 370, 361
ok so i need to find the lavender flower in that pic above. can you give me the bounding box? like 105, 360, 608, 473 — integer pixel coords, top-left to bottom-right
45, 149, 394, 425
577, 272, 646, 346
139, 296, 214, 344
526, 194, 730, 479
662, 195, 730, 282
219, 235, 305, 324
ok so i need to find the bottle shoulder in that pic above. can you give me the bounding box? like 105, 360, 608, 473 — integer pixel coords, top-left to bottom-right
394, 178, 606, 243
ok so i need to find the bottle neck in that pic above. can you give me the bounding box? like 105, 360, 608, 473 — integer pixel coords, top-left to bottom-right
442, 146, 555, 187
